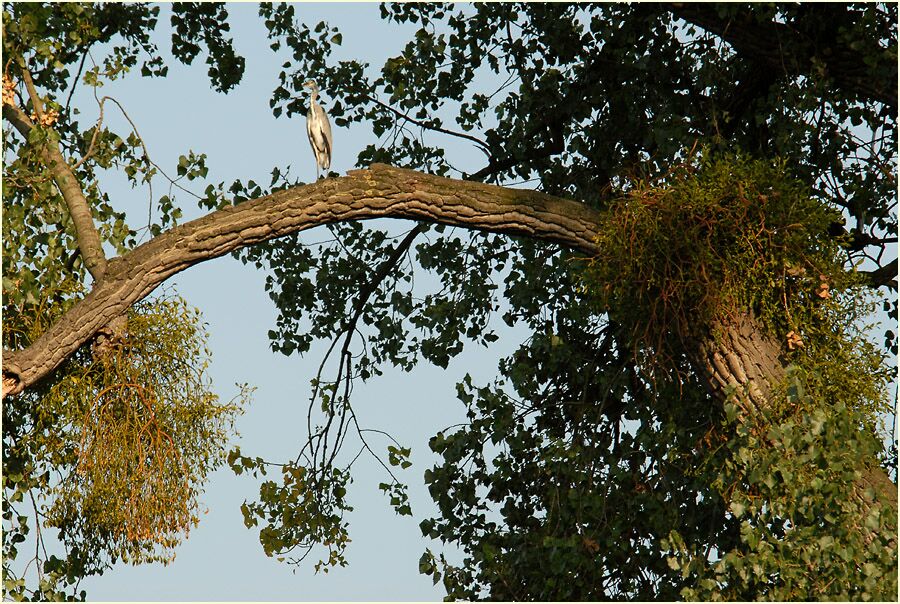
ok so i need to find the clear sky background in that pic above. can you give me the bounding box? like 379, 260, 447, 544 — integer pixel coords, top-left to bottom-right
67, 3, 521, 600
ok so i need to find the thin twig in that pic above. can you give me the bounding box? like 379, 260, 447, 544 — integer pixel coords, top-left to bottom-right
64, 49, 89, 116
364, 94, 492, 157
69, 95, 105, 171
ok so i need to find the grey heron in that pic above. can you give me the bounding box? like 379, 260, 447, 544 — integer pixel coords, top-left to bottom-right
303, 80, 333, 180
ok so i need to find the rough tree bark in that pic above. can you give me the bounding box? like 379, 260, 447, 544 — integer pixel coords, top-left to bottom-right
3, 163, 895, 519
692, 313, 898, 513
691, 313, 786, 418
2, 163, 603, 396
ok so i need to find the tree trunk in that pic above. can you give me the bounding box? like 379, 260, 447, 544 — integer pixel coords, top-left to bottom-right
691, 313, 785, 417
689, 311, 897, 527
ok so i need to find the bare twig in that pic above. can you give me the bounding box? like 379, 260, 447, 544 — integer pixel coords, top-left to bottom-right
364, 94, 492, 157
64, 49, 90, 116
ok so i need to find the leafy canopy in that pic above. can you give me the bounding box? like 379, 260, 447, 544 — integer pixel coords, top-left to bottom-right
2, 2, 897, 601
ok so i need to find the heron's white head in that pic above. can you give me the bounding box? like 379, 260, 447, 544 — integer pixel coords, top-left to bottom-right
303, 80, 319, 93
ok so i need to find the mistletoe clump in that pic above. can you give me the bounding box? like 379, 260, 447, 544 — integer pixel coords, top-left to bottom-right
588, 153, 851, 367
37, 297, 243, 568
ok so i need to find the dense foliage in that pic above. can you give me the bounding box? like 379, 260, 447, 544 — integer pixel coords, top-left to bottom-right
2, 2, 896, 600
414, 155, 895, 599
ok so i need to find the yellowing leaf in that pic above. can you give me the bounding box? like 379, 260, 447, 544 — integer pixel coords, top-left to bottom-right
786, 330, 804, 350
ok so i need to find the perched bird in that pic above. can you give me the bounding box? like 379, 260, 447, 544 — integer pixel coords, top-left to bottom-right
303, 80, 333, 179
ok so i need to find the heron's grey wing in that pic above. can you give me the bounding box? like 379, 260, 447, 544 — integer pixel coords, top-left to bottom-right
306, 108, 320, 151
315, 105, 333, 169
306, 106, 332, 169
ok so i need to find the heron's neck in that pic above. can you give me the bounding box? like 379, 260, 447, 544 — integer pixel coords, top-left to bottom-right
310, 90, 319, 105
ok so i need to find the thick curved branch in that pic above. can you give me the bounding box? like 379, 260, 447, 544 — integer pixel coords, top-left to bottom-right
2, 163, 603, 396
4, 161, 894, 524
672, 4, 897, 109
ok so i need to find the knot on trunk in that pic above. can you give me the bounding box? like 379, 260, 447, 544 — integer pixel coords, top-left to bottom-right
91, 315, 129, 360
